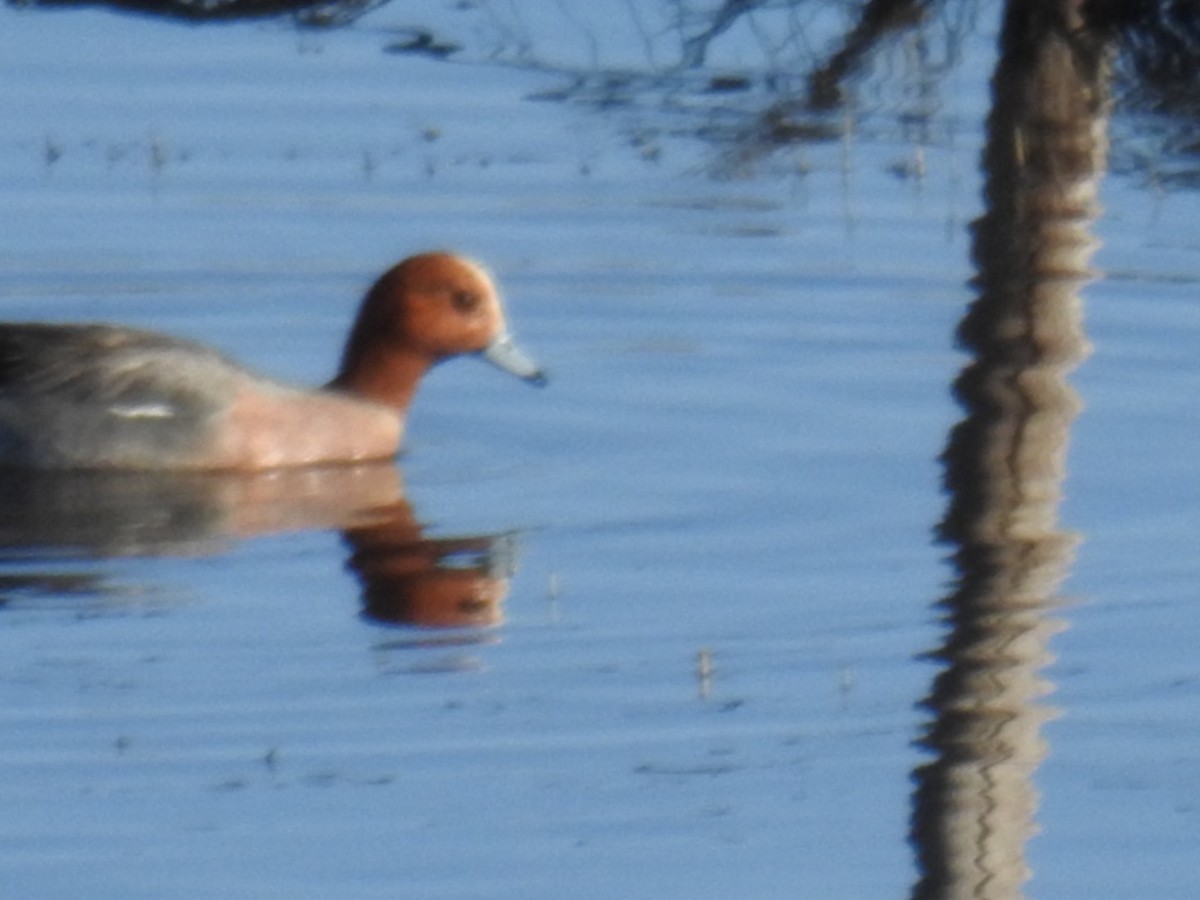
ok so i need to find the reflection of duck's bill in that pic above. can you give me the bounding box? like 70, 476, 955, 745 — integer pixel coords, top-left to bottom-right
481, 333, 548, 386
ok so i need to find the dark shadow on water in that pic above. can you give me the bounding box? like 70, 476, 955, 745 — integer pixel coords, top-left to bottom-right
910, 2, 1108, 897
0, 463, 516, 628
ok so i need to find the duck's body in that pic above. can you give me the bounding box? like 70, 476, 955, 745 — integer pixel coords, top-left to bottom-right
0, 323, 402, 470
0, 253, 543, 471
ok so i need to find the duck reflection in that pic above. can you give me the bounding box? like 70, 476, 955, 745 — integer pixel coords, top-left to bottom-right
0, 463, 515, 628
910, 3, 1109, 898
342, 504, 515, 628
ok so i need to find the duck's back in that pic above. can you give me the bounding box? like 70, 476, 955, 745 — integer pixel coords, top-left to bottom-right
0, 324, 244, 469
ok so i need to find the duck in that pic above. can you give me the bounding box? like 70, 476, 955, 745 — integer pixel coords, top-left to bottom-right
0, 252, 545, 471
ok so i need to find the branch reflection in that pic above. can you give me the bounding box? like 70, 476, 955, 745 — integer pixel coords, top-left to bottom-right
5, 0, 381, 25
0, 463, 515, 628
910, 3, 1110, 897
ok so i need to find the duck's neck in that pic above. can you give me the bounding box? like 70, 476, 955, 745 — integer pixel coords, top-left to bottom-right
328, 344, 432, 412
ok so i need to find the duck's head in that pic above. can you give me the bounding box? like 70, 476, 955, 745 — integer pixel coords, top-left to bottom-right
333, 252, 546, 408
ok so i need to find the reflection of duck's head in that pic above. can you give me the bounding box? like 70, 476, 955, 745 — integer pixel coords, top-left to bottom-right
0, 252, 544, 470
345, 521, 512, 629
359, 565, 508, 629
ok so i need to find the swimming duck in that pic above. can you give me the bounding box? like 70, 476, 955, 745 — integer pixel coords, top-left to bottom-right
0, 252, 544, 470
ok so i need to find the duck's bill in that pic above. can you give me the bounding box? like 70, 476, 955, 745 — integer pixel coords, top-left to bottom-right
481, 333, 548, 386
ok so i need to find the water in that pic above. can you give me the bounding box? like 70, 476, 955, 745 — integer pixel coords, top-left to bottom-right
1, 2, 1198, 898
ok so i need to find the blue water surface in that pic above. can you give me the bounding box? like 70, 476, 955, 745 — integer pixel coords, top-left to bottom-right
1, 3, 1198, 898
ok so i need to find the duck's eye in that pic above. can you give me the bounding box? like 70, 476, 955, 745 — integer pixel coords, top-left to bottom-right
451, 290, 480, 314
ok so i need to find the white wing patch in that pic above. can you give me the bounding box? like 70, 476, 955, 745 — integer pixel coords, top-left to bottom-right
109, 402, 177, 419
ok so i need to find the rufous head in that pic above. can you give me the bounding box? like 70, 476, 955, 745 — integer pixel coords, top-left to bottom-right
331, 252, 545, 409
